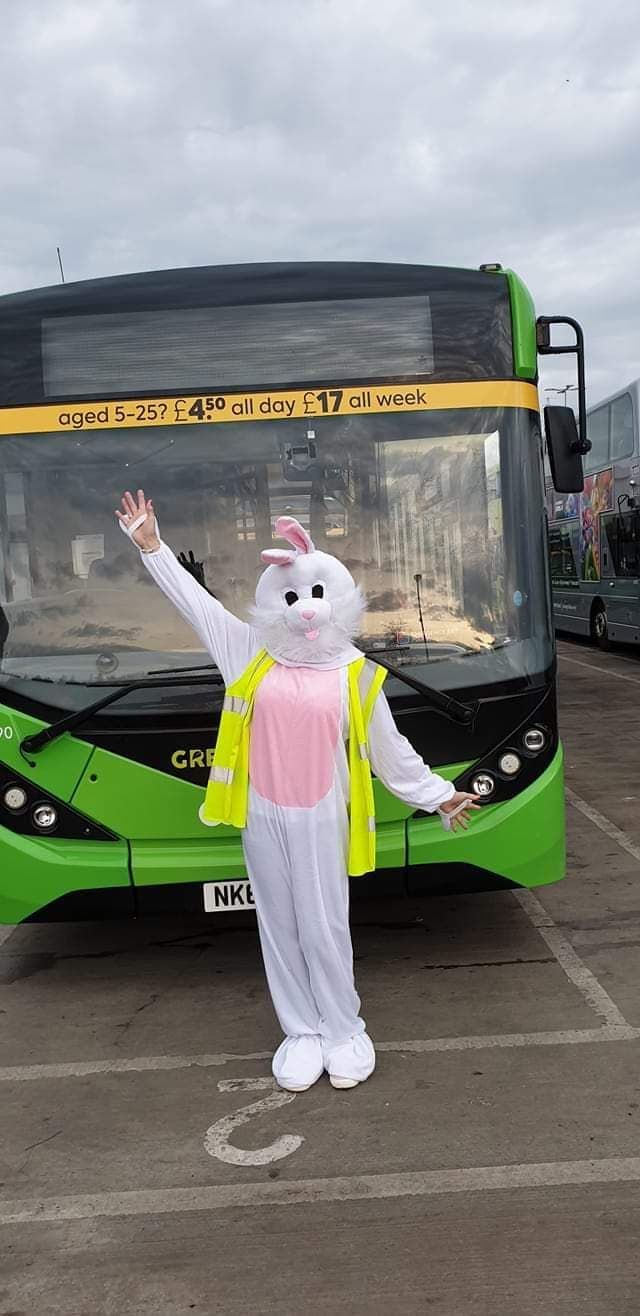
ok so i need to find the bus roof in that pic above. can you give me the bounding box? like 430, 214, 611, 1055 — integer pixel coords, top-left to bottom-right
0, 261, 527, 404
0, 260, 506, 312
588, 377, 640, 414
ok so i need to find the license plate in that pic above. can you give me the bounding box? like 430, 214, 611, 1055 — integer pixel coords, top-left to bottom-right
203, 879, 255, 913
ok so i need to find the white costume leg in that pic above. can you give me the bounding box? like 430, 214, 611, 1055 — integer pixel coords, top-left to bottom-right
243, 800, 323, 1091
283, 793, 375, 1085
245, 789, 375, 1089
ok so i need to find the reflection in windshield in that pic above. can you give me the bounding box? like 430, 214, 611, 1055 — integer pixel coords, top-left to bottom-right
0, 407, 550, 692
377, 431, 504, 653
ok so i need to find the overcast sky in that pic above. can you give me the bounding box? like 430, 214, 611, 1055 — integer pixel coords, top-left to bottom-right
2, 0, 639, 406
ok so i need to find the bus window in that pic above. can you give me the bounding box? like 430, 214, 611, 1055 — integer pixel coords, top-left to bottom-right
549, 522, 579, 580
610, 393, 634, 461
585, 405, 609, 471
602, 511, 640, 578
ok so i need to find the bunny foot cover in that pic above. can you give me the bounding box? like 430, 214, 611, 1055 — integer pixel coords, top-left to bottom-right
323, 1032, 376, 1088
272, 1035, 324, 1091
273, 1033, 376, 1092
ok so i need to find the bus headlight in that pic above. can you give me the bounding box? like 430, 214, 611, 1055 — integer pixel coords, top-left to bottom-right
32, 802, 58, 831
523, 728, 546, 753
470, 771, 495, 798
498, 752, 521, 777
3, 784, 28, 812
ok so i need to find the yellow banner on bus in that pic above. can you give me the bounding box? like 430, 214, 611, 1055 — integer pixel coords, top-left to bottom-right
0, 380, 539, 436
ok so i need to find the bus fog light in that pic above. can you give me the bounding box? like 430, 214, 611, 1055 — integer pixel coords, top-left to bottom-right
32, 803, 58, 831
3, 785, 28, 812
498, 752, 521, 776
523, 727, 546, 753
470, 772, 495, 798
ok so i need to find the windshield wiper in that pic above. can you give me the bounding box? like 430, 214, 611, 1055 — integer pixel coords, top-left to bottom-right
146, 663, 219, 676
20, 672, 225, 756
365, 653, 476, 726
1, 662, 220, 686
21, 655, 476, 756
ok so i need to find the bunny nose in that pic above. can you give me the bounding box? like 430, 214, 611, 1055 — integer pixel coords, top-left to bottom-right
301, 609, 316, 621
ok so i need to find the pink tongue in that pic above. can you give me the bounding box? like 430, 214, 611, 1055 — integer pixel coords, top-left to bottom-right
304, 628, 320, 641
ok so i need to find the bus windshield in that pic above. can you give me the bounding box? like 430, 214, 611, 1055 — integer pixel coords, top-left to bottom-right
0, 402, 550, 706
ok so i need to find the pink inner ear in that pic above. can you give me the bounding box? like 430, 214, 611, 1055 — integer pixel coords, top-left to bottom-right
274, 516, 315, 555
260, 548, 296, 566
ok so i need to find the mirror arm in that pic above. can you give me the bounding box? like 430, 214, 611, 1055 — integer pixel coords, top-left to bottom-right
536, 316, 591, 456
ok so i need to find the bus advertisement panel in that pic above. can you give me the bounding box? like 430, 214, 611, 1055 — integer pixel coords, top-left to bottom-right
549, 380, 640, 646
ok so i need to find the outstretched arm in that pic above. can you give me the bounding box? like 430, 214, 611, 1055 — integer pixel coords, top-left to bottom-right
368, 688, 480, 831
116, 489, 258, 684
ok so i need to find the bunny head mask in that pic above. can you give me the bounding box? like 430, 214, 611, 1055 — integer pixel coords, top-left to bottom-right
251, 517, 365, 667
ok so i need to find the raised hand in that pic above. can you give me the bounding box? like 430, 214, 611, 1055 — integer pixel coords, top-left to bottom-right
115, 489, 160, 552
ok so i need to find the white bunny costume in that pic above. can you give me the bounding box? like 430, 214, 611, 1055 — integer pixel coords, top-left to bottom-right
124, 513, 456, 1091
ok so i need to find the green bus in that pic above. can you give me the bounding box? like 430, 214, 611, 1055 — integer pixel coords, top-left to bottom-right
0, 261, 585, 922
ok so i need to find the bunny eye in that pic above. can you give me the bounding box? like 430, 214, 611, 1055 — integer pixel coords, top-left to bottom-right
284, 590, 299, 606
311, 583, 324, 599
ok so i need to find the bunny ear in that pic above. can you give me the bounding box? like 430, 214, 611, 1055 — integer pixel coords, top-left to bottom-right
260, 548, 296, 566
274, 516, 315, 555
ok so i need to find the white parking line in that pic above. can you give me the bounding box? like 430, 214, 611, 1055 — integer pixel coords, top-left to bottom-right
566, 785, 640, 866
558, 652, 640, 685
3, 1156, 640, 1223
377, 1026, 640, 1051
0, 1052, 272, 1081
0, 925, 16, 949
0, 1025, 638, 1084
557, 639, 640, 671
515, 888, 630, 1029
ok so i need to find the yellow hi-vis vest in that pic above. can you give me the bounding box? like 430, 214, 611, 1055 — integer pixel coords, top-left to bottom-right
200, 649, 387, 877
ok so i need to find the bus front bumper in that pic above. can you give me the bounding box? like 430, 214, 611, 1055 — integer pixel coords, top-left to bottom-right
0, 748, 565, 923
406, 746, 565, 891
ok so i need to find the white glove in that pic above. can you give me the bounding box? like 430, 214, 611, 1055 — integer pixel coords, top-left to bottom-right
438, 798, 475, 832
118, 511, 160, 547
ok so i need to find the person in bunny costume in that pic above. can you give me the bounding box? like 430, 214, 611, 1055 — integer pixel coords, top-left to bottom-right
117, 490, 479, 1092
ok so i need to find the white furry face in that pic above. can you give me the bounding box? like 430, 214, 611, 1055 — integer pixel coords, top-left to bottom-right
251, 549, 365, 665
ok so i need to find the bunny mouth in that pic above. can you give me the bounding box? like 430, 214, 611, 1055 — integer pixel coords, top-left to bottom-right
304, 627, 320, 641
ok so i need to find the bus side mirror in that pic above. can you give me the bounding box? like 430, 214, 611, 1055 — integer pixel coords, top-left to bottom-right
544, 405, 585, 493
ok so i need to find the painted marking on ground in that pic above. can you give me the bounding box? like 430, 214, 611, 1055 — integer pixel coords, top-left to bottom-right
0, 1052, 271, 1081
566, 785, 640, 866
218, 1077, 275, 1093
1, 1026, 639, 1085
377, 1025, 640, 1052
0, 925, 16, 949
515, 888, 629, 1028
558, 652, 640, 685
557, 639, 640, 670
4, 1156, 640, 1223
205, 1078, 302, 1167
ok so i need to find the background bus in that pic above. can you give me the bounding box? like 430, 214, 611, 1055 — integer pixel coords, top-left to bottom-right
548, 378, 640, 647
0, 261, 581, 922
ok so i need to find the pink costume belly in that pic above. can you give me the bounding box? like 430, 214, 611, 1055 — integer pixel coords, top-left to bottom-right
249, 665, 341, 807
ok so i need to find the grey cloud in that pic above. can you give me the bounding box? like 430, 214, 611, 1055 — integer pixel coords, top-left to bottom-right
1, 0, 639, 403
